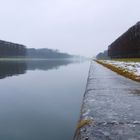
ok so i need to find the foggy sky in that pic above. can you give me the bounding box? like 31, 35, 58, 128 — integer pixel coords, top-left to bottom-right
0, 0, 140, 57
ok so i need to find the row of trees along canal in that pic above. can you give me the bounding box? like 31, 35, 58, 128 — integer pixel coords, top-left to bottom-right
0, 40, 73, 58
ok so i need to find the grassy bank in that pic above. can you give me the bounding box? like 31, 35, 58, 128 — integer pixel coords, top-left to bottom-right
112, 58, 140, 62
0, 58, 31, 61
95, 60, 140, 82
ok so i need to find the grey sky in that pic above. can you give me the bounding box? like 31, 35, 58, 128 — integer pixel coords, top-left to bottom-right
0, 0, 140, 57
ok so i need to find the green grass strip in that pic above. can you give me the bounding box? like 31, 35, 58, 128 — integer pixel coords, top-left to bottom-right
95, 60, 140, 82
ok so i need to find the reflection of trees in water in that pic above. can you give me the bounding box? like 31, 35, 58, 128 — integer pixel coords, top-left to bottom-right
0, 59, 80, 79
0, 61, 27, 79
27, 60, 75, 71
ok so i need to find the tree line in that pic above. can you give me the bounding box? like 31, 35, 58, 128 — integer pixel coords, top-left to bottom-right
0, 40, 26, 57
96, 50, 109, 60
0, 40, 74, 58
27, 48, 72, 59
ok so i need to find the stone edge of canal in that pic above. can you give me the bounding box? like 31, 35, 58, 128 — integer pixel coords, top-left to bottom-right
73, 61, 94, 140
73, 60, 140, 140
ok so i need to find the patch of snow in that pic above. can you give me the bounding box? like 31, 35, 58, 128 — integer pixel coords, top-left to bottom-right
100, 60, 140, 76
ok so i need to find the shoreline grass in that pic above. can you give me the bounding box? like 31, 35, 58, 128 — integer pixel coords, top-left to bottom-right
111, 58, 140, 62
95, 60, 140, 82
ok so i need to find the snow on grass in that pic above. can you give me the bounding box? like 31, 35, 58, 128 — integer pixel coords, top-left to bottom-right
100, 60, 140, 76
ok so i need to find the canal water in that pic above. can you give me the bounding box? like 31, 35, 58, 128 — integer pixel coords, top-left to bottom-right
0, 59, 90, 140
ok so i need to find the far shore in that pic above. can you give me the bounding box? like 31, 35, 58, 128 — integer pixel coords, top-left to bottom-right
0, 57, 85, 61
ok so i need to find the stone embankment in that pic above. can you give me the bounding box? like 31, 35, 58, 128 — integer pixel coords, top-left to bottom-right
74, 61, 140, 140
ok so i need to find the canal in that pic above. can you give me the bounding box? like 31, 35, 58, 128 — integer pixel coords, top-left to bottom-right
0, 59, 90, 140
77, 61, 140, 140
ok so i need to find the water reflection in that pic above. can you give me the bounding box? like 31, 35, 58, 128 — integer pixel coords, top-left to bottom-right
0, 59, 80, 79
27, 59, 76, 71
0, 61, 26, 79
0, 59, 89, 140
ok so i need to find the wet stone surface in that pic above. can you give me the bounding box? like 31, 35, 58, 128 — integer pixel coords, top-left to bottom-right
75, 61, 140, 140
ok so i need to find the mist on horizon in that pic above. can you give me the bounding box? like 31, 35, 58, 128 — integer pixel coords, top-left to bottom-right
0, 0, 140, 57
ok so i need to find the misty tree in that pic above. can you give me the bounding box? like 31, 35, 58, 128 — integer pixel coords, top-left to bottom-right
27, 48, 73, 59
0, 40, 26, 57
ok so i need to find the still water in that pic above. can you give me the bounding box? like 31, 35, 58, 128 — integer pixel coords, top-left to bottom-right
0, 59, 89, 140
